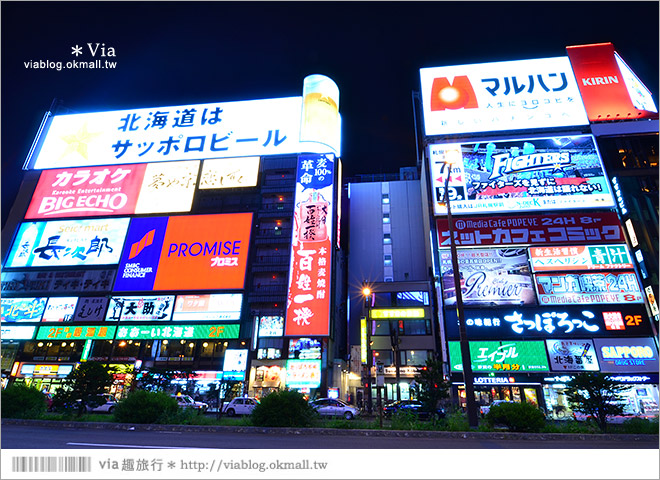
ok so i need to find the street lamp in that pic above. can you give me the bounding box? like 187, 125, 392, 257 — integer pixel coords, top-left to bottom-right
443, 161, 479, 428
362, 286, 373, 414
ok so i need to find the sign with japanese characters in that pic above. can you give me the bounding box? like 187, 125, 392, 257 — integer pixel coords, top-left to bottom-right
258, 316, 284, 337
440, 248, 536, 306
420, 56, 588, 136
429, 135, 614, 216
594, 338, 659, 373
529, 244, 633, 272
133, 160, 199, 214
172, 294, 243, 321
546, 339, 600, 371
436, 212, 624, 247
31, 96, 337, 170
448, 340, 549, 372
5, 218, 129, 268
444, 305, 652, 340
566, 43, 658, 122
535, 271, 643, 304
36, 324, 116, 340
41, 297, 78, 322
288, 338, 322, 360
0, 325, 36, 340
105, 295, 175, 321
72, 297, 109, 322
285, 154, 335, 337
114, 213, 252, 291
1, 298, 46, 322
114, 323, 240, 340
1, 270, 116, 295
285, 359, 322, 388
369, 308, 426, 319
199, 157, 260, 189
26, 164, 147, 218
223, 349, 248, 373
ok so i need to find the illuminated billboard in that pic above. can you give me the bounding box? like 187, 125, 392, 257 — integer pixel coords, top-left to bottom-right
36, 324, 116, 340
42, 297, 78, 322
1, 298, 46, 322
223, 349, 248, 373
258, 316, 284, 337
0, 325, 36, 340
31, 96, 336, 170
288, 338, 322, 360
429, 135, 615, 216
420, 56, 588, 136
5, 218, 129, 268
535, 272, 643, 305
0, 270, 116, 295
448, 341, 549, 372
199, 157, 260, 189
546, 339, 600, 371
594, 338, 659, 373
72, 297, 109, 322
567, 43, 658, 121
114, 213, 252, 291
115, 323, 239, 340
285, 154, 335, 337
106, 296, 175, 321
444, 304, 652, 340
440, 248, 535, 306
436, 211, 624, 247
133, 160, 199, 214
285, 359, 322, 388
529, 244, 633, 272
172, 294, 242, 321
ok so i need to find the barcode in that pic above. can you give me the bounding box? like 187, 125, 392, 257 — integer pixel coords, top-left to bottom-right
12, 456, 92, 473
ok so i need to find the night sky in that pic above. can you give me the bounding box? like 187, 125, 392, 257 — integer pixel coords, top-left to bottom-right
2, 1, 658, 228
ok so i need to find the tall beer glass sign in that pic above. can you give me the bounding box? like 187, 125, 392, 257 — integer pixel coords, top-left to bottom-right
300, 74, 340, 154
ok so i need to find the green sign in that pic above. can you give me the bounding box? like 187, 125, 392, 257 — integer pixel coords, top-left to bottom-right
36, 325, 116, 340
114, 323, 240, 340
449, 341, 549, 372
588, 245, 631, 266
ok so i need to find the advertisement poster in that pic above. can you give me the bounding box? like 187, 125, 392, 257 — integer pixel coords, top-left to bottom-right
41, 297, 78, 322
529, 244, 633, 272
436, 211, 624, 247
72, 297, 109, 322
448, 340, 549, 372
535, 271, 643, 304
25, 164, 147, 219
5, 218, 129, 268
444, 304, 653, 340
1, 270, 116, 295
199, 157, 260, 189
430, 135, 615, 216
114, 323, 240, 340
285, 359, 322, 388
172, 294, 242, 321
106, 295, 175, 321
133, 160, 199, 214
0, 325, 36, 340
440, 248, 535, 306
114, 213, 252, 291
285, 154, 335, 337
594, 337, 660, 373
1, 297, 46, 322
288, 338, 322, 359
258, 316, 284, 337
546, 339, 600, 371
36, 324, 116, 340
420, 56, 588, 136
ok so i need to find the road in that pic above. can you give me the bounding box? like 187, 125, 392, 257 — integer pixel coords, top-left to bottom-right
2, 424, 657, 449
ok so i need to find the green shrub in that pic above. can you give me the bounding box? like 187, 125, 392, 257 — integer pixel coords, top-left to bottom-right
442, 411, 470, 432
1, 384, 47, 419
541, 419, 599, 434
250, 390, 317, 427
486, 402, 546, 433
113, 390, 179, 424
390, 410, 419, 430
619, 417, 659, 435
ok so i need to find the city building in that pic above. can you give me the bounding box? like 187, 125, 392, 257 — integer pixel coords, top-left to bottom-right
415, 42, 659, 418
1, 75, 346, 404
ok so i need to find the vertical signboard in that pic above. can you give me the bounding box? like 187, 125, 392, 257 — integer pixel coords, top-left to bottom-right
285, 154, 335, 336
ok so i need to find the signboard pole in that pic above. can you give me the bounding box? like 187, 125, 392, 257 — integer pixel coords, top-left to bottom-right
445, 163, 479, 428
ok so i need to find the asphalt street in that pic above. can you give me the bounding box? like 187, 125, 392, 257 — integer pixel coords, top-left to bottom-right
2, 424, 658, 450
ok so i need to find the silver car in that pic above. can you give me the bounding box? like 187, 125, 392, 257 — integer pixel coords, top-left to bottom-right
309, 398, 359, 420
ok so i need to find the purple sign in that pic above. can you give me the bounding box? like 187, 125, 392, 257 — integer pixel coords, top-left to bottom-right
114, 217, 168, 291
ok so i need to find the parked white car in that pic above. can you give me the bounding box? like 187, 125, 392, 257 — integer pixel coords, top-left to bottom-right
309, 398, 359, 420
222, 397, 260, 416
171, 394, 208, 412
480, 400, 515, 417
85, 394, 117, 413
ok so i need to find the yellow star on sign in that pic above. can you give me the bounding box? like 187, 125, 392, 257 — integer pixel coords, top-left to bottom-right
59, 122, 102, 161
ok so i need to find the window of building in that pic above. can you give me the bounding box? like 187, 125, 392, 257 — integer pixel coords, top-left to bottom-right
373, 350, 393, 365
383, 233, 392, 245
382, 194, 390, 204
384, 254, 392, 266
382, 213, 390, 224
401, 319, 431, 335
403, 350, 430, 366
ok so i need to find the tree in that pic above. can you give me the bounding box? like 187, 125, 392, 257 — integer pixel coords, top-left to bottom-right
52, 362, 113, 416
413, 354, 450, 415
565, 372, 631, 432
135, 366, 198, 393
